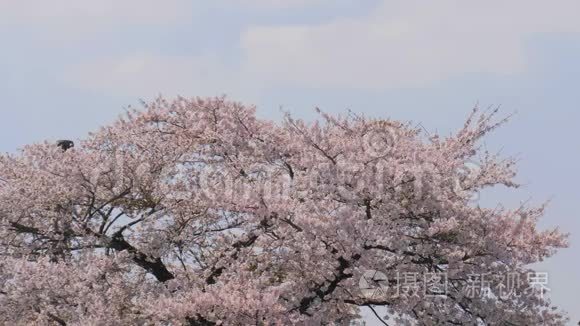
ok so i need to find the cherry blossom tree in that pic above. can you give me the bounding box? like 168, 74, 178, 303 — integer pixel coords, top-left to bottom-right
0, 96, 568, 325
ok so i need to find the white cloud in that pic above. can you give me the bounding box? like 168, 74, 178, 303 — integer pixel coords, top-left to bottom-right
0, 0, 191, 24
240, 0, 580, 89
0, 0, 194, 41
64, 53, 259, 102
233, 0, 327, 9
64, 0, 580, 97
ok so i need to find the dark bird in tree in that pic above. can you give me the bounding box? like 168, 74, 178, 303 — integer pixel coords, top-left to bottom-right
56, 140, 74, 151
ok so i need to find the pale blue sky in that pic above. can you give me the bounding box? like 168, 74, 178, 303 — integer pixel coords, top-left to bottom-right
1, 1, 579, 324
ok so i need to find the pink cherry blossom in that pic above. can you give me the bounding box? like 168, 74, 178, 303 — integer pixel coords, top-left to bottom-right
0, 96, 568, 325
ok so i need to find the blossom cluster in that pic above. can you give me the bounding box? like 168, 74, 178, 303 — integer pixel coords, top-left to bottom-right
0, 97, 568, 325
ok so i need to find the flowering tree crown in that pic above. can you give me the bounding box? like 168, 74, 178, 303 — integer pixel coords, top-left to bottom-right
0, 97, 568, 325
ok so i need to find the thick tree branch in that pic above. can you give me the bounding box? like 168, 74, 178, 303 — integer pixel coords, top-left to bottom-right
108, 232, 174, 282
